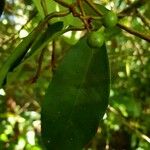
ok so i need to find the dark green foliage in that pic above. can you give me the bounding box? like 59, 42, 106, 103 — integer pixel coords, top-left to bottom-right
41, 35, 110, 150
0, 0, 5, 17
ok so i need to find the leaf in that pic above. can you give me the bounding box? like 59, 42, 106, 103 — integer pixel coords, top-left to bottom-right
32, 0, 45, 19
0, 28, 37, 88
96, 4, 109, 15
41, 35, 110, 150
83, 2, 109, 16
24, 21, 64, 59
0, 21, 63, 89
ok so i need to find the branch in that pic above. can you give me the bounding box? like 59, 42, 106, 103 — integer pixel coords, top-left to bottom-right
117, 23, 150, 42
29, 48, 46, 83
77, 0, 90, 30
136, 9, 150, 29
83, 0, 150, 42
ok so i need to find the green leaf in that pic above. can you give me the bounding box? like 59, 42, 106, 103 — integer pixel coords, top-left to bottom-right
0, 28, 38, 88
96, 4, 109, 15
25, 21, 64, 59
32, 0, 45, 19
41, 35, 110, 150
83, 3, 109, 16
0, 21, 63, 89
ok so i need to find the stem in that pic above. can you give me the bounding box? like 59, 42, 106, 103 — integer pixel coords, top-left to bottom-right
51, 41, 56, 72
54, 0, 70, 8
83, 0, 150, 42
136, 9, 150, 29
30, 48, 46, 83
77, 0, 90, 31
51, 1, 150, 42
44, 10, 70, 25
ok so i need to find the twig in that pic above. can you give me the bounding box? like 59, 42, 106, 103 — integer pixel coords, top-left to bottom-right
108, 106, 150, 143
29, 48, 46, 83
51, 40, 56, 72
77, 0, 90, 31
136, 9, 150, 29
117, 23, 150, 42
83, 0, 150, 42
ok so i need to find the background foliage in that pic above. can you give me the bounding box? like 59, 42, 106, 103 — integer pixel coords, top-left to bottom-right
0, 0, 150, 149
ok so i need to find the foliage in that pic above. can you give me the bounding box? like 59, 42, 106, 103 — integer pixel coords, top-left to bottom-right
0, 0, 150, 150
41, 37, 109, 150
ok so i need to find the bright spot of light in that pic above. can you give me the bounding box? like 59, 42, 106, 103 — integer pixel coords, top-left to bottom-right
63, 31, 72, 38
19, 29, 29, 38
14, 16, 27, 25
56, 4, 60, 11
27, 130, 35, 145
33, 120, 41, 132
15, 24, 22, 31
103, 113, 107, 119
63, 31, 82, 40
15, 137, 26, 149
2, 19, 8, 25
118, 72, 125, 78
110, 89, 114, 97
0, 89, 6, 96
17, 9, 24, 16
75, 31, 82, 40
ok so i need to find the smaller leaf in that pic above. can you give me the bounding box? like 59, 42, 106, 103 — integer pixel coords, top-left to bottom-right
0, 21, 63, 88
25, 21, 64, 59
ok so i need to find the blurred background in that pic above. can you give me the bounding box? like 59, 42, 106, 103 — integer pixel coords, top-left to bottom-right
0, 0, 150, 149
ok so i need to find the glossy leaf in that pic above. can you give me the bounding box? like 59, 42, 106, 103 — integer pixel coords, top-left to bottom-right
41, 35, 110, 150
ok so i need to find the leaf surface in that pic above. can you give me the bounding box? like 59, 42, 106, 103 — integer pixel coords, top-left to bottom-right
41, 35, 110, 150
